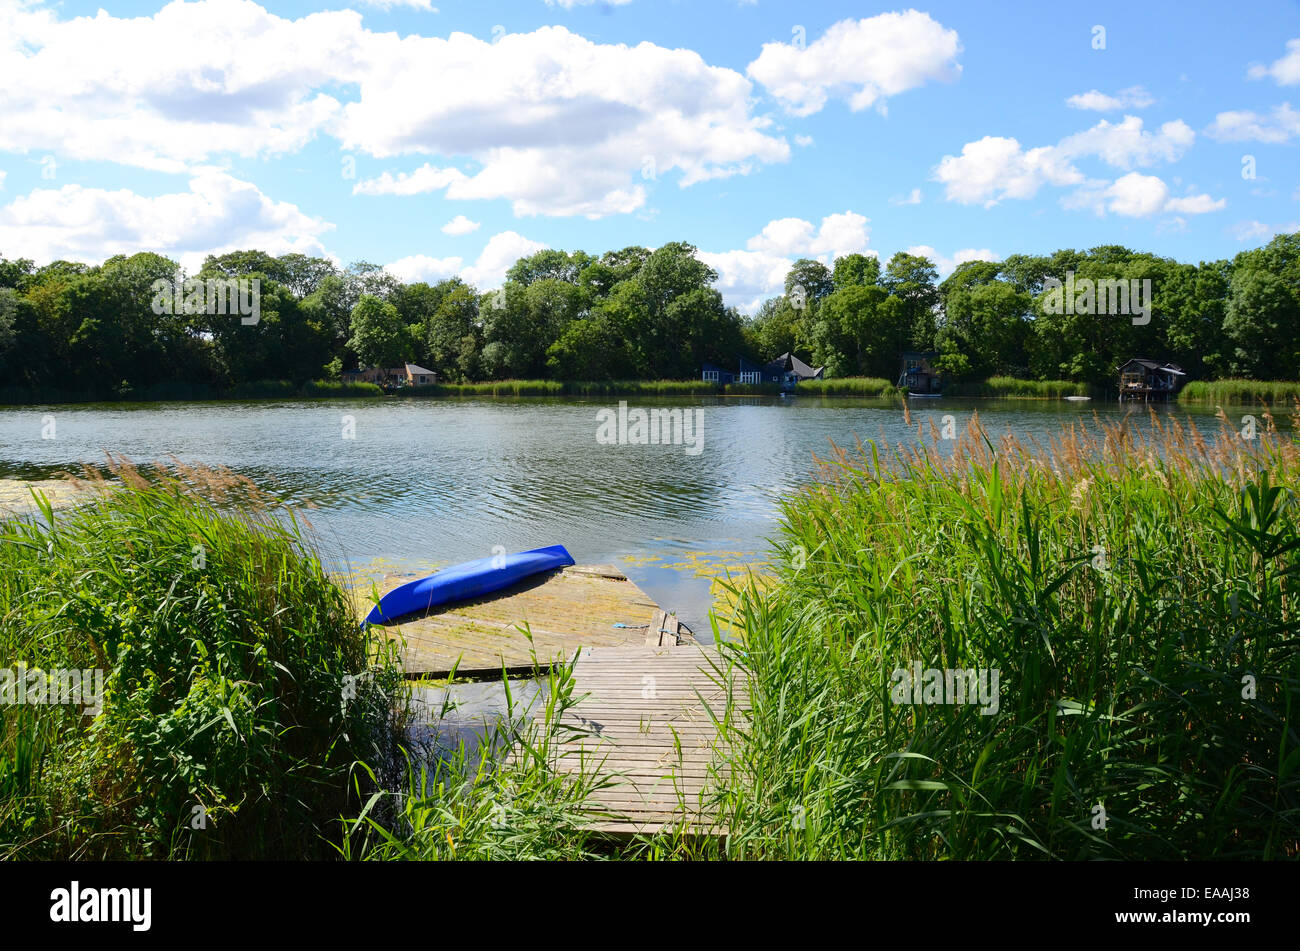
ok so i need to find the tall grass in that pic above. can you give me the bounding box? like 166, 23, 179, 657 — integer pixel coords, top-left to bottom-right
708, 403, 1300, 859
340, 651, 618, 860
0, 458, 405, 859
795, 377, 898, 398
944, 377, 1093, 399
1180, 379, 1300, 406
400, 379, 717, 397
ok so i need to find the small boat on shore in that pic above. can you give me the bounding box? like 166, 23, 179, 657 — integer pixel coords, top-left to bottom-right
364, 544, 576, 625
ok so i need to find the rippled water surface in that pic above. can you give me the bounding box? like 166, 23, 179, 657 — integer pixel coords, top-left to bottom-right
0, 395, 1213, 630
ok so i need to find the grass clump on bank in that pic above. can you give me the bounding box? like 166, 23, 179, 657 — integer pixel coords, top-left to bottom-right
0, 458, 404, 860
796, 377, 898, 398
399, 379, 717, 397
943, 376, 1093, 399
1180, 379, 1300, 406
711, 405, 1300, 859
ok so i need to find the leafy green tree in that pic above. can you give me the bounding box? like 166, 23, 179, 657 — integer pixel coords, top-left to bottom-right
831, 253, 881, 291
810, 284, 892, 377
883, 252, 940, 350
1223, 269, 1300, 379
784, 259, 833, 312
347, 295, 411, 370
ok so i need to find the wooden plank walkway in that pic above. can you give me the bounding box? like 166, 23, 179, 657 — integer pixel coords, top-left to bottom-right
358, 564, 692, 676
535, 644, 749, 836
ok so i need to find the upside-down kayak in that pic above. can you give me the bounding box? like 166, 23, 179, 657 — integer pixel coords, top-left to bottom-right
363, 544, 575, 625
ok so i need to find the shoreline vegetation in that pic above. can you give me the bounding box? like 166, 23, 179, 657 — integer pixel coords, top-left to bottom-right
2, 232, 1299, 412
3, 408, 1297, 859
4, 374, 1300, 405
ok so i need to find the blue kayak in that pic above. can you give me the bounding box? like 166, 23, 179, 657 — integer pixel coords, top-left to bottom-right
363, 544, 575, 625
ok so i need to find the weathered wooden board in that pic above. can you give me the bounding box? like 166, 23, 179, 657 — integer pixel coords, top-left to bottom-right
357, 564, 693, 676
528, 645, 749, 836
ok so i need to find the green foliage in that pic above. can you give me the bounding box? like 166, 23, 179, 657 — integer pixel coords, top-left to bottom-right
710, 417, 1300, 859
1179, 379, 1300, 405
3, 232, 1300, 404
0, 468, 404, 859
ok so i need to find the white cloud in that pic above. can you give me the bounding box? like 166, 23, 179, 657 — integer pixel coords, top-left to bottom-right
1063, 172, 1224, 218
1230, 219, 1300, 242
1248, 38, 1300, 85
440, 214, 480, 235
340, 26, 788, 217
387, 230, 548, 289
0, 168, 333, 271
359, 0, 438, 9
903, 245, 998, 277
890, 188, 922, 205
1164, 192, 1227, 214
0, 170, 5, 190
747, 11, 961, 117
0, 0, 362, 173
1066, 85, 1154, 111
1205, 103, 1300, 143
933, 136, 1082, 206
353, 165, 467, 197
935, 117, 1194, 207
794, 134, 814, 147
0, 2, 788, 217
1057, 117, 1194, 168
699, 211, 873, 313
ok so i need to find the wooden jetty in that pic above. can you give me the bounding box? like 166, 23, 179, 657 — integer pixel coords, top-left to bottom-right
529, 643, 748, 835
366, 563, 696, 677
366, 560, 747, 834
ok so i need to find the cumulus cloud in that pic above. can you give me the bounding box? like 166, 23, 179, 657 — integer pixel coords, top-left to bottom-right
0, 0, 362, 173
1248, 38, 1300, 85
340, 25, 788, 216
933, 136, 1083, 206
890, 188, 922, 205
903, 245, 998, 277
0, 1, 788, 217
698, 211, 873, 313
1066, 85, 1154, 111
1057, 117, 1194, 167
0, 168, 333, 270
1205, 103, 1300, 143
386, 230, 548, 288
440, 214, 480, 235
747, 11, 961, 117
1063, 172, 1224, 218
934, 117, 1197, 209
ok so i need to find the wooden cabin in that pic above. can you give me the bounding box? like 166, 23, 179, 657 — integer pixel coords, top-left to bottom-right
702, 354, 825, 390
898, 351, 942, 395
1117, 358, 1185, 402
343, 363, 438, 387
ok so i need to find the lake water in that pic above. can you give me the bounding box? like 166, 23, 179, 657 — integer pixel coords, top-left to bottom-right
0, 395, 1213, 633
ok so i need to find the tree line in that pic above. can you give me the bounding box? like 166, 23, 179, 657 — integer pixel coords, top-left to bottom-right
0, 232, 1296, 400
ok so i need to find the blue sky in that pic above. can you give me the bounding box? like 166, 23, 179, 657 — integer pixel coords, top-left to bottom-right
1, 0, 1297, 310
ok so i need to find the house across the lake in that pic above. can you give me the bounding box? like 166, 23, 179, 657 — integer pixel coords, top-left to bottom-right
1117, 358, 1185, 402
701, 353, 825, 391
898, 351, 942, 395
343, 363, 438, 387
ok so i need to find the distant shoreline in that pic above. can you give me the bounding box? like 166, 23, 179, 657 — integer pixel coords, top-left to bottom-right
2, 376, 1297, 407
